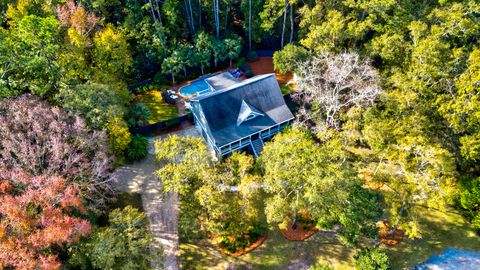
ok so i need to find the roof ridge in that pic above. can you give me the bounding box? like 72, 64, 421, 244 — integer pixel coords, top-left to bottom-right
191, 73, 276, 101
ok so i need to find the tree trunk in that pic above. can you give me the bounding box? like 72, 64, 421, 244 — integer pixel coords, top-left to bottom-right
198, 0, 202, 28
183, 0, 193, 34
188, 0, 195, 32
214, 0, 220, 39
281, 2, 287, 48
389, 200, 407, 236
230, 59, 233, 67
224, 0, 229, 34
289, 4, 294, 44
248, 0, 252, 51
148, 0, 167, 57
291, 209, 298, 230
200, 66, 204, 75
183, 68, 187, 77
172, 73, 176, 85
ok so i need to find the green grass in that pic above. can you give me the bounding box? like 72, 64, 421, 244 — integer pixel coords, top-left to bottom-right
136, 90, 179, 123
179, 228, 355, 270
387, 207, 480, 269
178, 206, 480, 269
280, 84, 296, 95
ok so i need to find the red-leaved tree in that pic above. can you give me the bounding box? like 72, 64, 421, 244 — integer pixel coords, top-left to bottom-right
0, 95, 114, 207
0, 170, 92, 270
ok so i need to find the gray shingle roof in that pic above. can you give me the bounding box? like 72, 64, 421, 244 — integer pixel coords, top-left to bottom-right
190, 74, 294, 147
204, 72, 240, 90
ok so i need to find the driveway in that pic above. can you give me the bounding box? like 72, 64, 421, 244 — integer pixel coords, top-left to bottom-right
114, 126, 201, 270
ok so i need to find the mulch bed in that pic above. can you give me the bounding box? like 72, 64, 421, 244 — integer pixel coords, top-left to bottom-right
248, 57, 294, 85
213, 233, 267, 257
379, 220, 405, 246
280, 222, 319, 241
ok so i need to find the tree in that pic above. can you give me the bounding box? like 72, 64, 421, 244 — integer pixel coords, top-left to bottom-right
273, 43, 308, 73
354, 246, 391, 270
147, 0, 167, 57
364, 134, 456, 238
296, 52, 381, 128
438, 49, 480, 162
194, 31, 214, 73
212, 39, 227, 67
260, 0, 289, 48
68, 206, 158, 270
0, 170, 91, 270
241, 0, 264, 50
0, 96, 114, 208
195, 153, 262, 250
213, 0, 220, 38
155, 135, 210, 196
260, 128, 381, 245
92, 23, 132, 84
0, 14, 60, 97
260, 128, 320, 229
55, 83, 129, 130
224, 37, 241, 67
162, 53, 182, 84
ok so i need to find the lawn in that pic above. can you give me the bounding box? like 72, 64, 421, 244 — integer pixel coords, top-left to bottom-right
178, 207, 480, 269
387, 207, 480, 269
179, 228, 355, 270
135, 90, 179, 124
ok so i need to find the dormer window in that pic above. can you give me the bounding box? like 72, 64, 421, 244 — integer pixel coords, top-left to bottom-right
236, 100, 264, 126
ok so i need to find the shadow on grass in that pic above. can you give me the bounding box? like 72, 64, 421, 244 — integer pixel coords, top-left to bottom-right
179, 228, 355, 270
388, 207, 480, 269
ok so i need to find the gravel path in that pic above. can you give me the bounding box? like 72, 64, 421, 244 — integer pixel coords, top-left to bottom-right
114, 126, 200, 270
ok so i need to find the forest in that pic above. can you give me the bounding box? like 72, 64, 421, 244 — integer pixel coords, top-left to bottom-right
0, 0, 479, 269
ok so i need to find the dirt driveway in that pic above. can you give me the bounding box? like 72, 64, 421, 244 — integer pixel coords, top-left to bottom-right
114, 126, 201, 270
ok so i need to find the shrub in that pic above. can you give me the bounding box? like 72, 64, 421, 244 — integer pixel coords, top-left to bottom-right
132, 82, 165, 94
126, 103, 150, 128
126, 135, 149, 161
354, 246, 391, 270
68, 206, 159, 270
246, 51, 257, 61
459, 177, 480, 230
56, 83, 128, 130
106, 117, 132, 162
218, 222, 267, 254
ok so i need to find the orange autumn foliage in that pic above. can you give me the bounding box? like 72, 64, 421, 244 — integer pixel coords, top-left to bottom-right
0, 170, 91, 270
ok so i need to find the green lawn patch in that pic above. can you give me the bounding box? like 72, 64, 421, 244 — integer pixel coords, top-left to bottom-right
178, 206, 480, 269
179, 229, 355, 270
387, 207, 480, 269
135, 90, 179, 124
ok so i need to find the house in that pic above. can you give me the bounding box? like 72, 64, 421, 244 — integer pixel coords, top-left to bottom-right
187, 72, 294, 157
